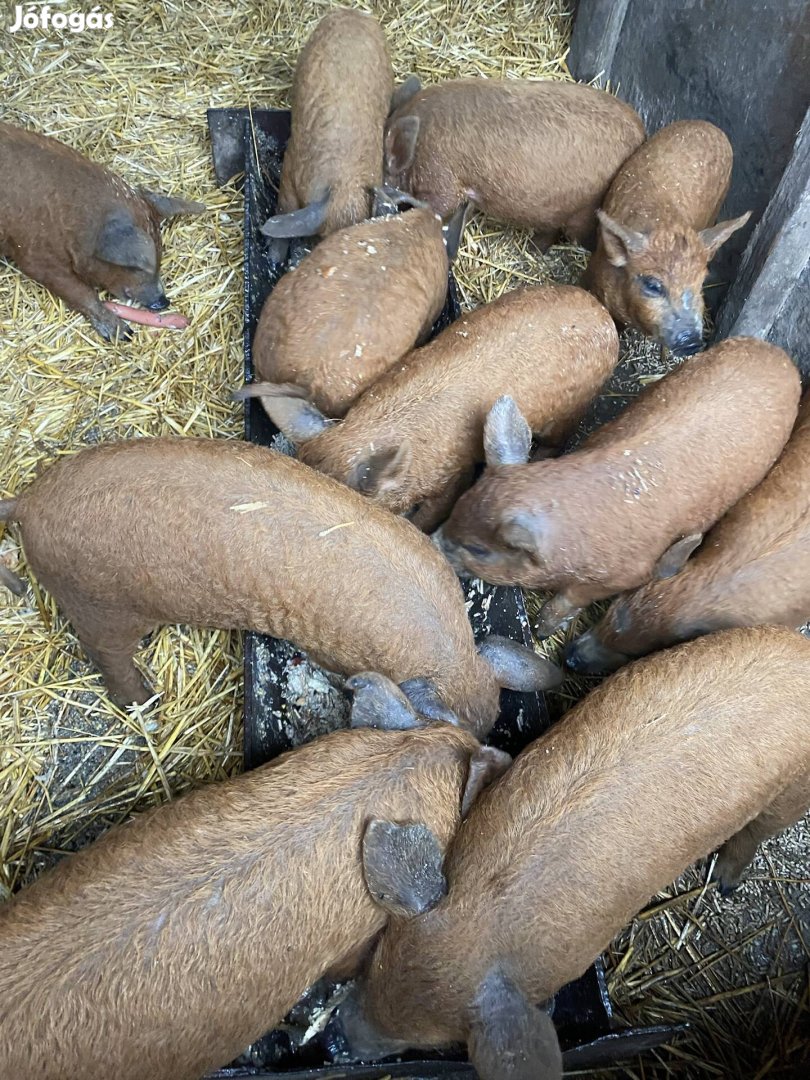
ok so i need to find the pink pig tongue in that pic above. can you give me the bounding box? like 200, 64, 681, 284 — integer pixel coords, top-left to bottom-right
103, 301, 190, 330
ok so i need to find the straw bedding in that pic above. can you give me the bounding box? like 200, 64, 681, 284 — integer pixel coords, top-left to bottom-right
0, 1, 807, 1075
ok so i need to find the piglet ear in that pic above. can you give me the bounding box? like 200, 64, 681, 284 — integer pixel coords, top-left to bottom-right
232, 382, 330, 443
442, 201, 470, 262
498, 510, 541, 555
347, 672, 423, 731
362, 820, 446, 917
140, 189, 206, 218
484, 396, 532, 467
399, 677, 460, 726
385, 116, 420, 175
699, 211, 751, 258
461, 746, 512, 818
468, 969, 563, 1080
95, 212, 157, 272
596, 209, 647, 267
347, 441, 412, 496
389, 75, 422, 114
260, 191, 331, 239
653, 533, 703, 579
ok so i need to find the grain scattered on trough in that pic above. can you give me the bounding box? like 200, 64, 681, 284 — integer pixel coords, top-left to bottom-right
0, 2, 807, 1076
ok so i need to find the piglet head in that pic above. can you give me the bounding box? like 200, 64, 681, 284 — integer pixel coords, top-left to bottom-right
91, 189, 204, 312
467, 969, 562, 1080
565, 533, 706, 674
596, 209, 750, 356
339, 967, 562, 1080
440, 396, 557, 589
337, 983, 414, 1063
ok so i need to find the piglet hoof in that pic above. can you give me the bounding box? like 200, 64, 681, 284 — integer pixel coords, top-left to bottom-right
710, 859, 743, 899
91, 309, 134, 343
711, 835, 756, 899
108, 675, 156, 709
709, 851, 745, 899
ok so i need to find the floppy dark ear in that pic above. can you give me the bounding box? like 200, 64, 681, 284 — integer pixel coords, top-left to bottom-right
390, 75, 422, 114
653, 533, 703, 579
484, 396, 532, 467
596, 209, 648, 267
461, 746, 512, 818
497, 510, 541, 555
347, 442, 412, 496
347, 672, 423, 731
699, 211, 751, 258
362, 820, 446, 917
477, 635, 562, 692
260, 191, 331, 239
442, 201, 469, 262
95, 212, 157, 272
232, 382, 330, 443
468, 969, 563, 1080
385, 116, 420, 175
140, 189, 206, 218
399, 677, 460, 726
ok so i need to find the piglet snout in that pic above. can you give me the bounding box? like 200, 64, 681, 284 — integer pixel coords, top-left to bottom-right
668, 327, 704, 357
431, 527, 469, 577
564, 632, 627, 675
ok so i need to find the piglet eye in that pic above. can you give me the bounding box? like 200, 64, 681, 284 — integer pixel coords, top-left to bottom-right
638, 275, 667, 298
463, 542, 491, 559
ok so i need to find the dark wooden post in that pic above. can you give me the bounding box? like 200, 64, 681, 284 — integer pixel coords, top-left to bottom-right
714, 108, 810, 377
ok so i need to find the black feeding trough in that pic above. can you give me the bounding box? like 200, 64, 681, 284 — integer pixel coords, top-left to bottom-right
205, 107, 684, 1078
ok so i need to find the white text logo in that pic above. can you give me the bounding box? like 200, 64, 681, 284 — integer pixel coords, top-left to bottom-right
8, 4, 114, 33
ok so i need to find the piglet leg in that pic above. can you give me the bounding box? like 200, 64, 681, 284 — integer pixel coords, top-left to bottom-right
66, 604, 155, 706
530, 226, 561, 254
40, 269, 133, 342
714, 775, 810, 896
534, 592, 583, 637
564, 203, 600, 250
